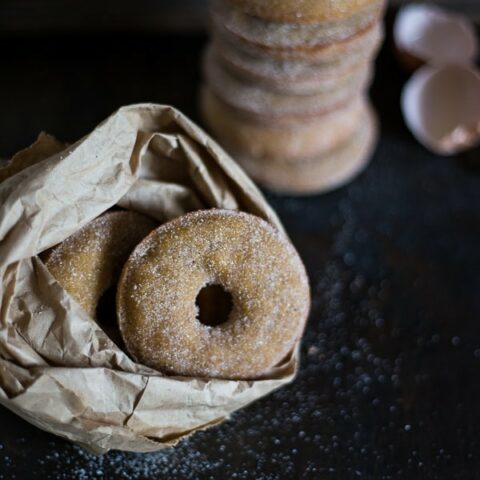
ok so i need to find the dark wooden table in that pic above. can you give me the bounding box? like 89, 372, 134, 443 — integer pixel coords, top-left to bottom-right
1, 23, 480, 480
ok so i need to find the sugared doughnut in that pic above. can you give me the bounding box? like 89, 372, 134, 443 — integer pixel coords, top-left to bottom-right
225, 0, 381, 24
212, 20, 383, 62
210, 30, 382, 95
232, 106, 377, 194
212, 0, 385, 49
117, 209, 310, 379
201, 87, 367, 161
203, 48, 371, 119
42, 211, 156, 318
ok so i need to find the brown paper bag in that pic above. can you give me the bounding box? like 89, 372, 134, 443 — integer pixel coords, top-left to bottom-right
0, 104, 299, 454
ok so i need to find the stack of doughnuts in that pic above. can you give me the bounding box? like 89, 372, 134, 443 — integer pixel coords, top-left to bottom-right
42, 208, 310, 379
200, 0, 385, 194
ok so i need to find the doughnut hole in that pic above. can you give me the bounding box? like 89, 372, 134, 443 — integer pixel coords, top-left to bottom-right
195, 283, 233, 327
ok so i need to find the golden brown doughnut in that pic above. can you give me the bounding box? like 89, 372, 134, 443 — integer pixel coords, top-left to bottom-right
212, 0, 385, 49
117, 209, 310, 379
232, 105, 378, 194
42, 211, 156, 318
212, 20, 383, 62
200, 87, 367, 161
203, 48, 372, 119
225, 0, 381, 23
210, 31, 382, 95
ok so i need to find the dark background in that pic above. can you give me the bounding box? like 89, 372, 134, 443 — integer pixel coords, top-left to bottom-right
1, 3, 480, 479
0, 0, 478, 34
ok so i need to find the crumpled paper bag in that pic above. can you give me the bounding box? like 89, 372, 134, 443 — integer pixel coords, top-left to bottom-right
0, 104, 299, 454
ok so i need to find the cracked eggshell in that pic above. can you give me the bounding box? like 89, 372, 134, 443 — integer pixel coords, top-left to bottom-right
394, 4, 478, 71
401, 64, 480, 155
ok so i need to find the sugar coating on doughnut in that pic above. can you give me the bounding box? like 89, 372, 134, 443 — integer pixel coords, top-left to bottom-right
212, 0, 384, 49
117, 209, 310, 379
233, 105, 378, 194
225, 0, 380, 24
200, 87, 366, 161
212, 18, 383, 62
42, 211, 157, 318
204, 49, 371, 117
209, 28, 382, 95
206, 43, 373, 97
